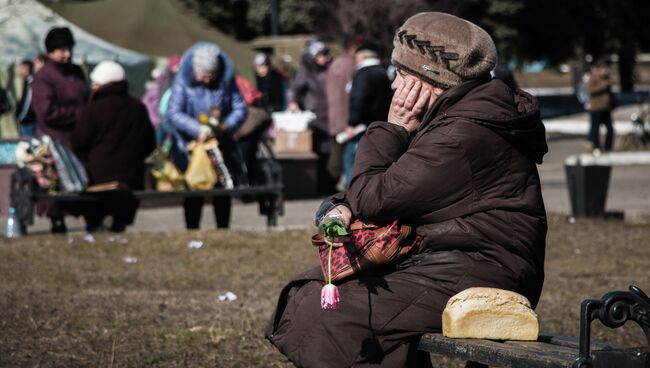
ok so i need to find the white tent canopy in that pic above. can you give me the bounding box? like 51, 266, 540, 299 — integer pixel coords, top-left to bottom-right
0, 0, 152, 97
0, 0, 150, 67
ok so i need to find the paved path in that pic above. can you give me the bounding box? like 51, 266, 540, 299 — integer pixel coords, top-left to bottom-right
29, 106, 650, 234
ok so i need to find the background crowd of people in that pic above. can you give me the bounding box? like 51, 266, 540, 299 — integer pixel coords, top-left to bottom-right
4, 25, 401, 235
287, 37, 395, 192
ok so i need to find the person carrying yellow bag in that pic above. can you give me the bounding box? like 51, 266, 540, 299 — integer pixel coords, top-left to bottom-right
166, 42, 248, 229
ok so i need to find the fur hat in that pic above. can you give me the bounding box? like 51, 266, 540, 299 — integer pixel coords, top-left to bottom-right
90, 61, 126, 85
44, 27, 75, 53
192, 46, 220, 73
356, 39, 383, 57
254, 52, 270, 66
391, 12, 497, 89
307, 41, 329, 58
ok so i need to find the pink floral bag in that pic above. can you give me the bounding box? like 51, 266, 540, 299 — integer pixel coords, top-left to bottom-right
311, 219, 421, 283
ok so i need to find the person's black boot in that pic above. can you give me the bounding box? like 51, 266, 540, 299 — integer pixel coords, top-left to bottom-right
110, 222, 127, 233
51, 218, 67, 234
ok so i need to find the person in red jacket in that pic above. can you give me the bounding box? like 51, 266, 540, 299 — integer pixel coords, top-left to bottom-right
71, 61, 155, 232
32, 26, 89, 233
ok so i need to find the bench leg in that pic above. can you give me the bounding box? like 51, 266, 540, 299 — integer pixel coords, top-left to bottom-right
266, 194, 279, 227
10, 168, 36, 235
267, 212, 278, 227
264, 192, 282, 228
465, 362, 488, 368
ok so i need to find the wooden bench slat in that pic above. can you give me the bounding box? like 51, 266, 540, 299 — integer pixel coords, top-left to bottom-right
537, 333, 617, 351
16, 183, 285, 227
419, 333, 608, 368
32, 185, 283, 201
418, 286, 650, 366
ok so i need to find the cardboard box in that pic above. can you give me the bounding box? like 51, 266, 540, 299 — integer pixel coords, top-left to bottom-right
274, 129, 313, 154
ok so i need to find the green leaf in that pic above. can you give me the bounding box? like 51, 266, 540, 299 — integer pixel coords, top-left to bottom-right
319, 218, 348, 240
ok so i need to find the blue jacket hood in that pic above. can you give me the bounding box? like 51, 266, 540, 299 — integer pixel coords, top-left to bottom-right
178, 42, 236, 89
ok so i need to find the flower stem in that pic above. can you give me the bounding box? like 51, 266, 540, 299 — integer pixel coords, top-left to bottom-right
327, 242, 333, 284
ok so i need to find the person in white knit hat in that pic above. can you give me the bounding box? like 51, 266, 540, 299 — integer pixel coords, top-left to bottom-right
71, 60, 156, 233
89, 60, 126, 89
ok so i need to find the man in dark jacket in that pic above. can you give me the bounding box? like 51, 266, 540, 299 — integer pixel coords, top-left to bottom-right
32, 26, 89, 233
341, 39, 393, 186
267, 12, 548, 367
15, 60, 37, 137
254, 53, 286, 113
71, 61, 155, 232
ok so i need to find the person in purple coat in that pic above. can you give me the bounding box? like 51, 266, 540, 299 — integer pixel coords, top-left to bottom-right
288, 41, 337, 195
32, 27, 89, 233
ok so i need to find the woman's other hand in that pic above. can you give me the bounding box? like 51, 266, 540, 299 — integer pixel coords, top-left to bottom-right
322, 205, 353, 228
387, 78, 431, 133
197, 125, 213, 143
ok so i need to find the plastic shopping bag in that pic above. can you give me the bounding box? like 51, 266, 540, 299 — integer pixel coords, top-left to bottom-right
151, 160, 185, 191
184, 141, 218, 190
270, 110, 316, 132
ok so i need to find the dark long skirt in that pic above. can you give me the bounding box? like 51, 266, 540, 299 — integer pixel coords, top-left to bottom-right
266, 250, 526, 368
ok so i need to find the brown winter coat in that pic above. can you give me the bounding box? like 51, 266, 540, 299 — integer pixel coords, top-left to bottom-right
70, 81, 155, 189
348, 76, 548, 305
266, 77, 548, 367
326, 53, 356, 135
585, 67, 613, 112
32, 59, 89, 148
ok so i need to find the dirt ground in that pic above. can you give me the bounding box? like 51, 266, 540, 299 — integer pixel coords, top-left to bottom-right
1, 215, 649, 367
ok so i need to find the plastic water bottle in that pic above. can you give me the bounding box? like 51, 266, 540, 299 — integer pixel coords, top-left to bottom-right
3, 207, 22, 238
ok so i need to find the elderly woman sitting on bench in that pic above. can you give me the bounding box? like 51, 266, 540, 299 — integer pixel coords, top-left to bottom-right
266, 12, 548, 367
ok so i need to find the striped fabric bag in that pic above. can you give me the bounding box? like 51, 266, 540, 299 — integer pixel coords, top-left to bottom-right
48, 140, 88, 192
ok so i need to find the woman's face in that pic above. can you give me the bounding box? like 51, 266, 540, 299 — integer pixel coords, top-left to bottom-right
48, 47, 72, 64
256, 64, 269, 77
194, 70, 216, 85
314, 52, 331, 66
392, 69, 421, 91
391, 68, 443, 108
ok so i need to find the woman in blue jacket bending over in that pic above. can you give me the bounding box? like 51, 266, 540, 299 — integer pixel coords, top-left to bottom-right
167, 42, 247, 229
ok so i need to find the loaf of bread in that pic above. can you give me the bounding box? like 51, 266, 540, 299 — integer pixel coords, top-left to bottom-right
442, 287, 539, 341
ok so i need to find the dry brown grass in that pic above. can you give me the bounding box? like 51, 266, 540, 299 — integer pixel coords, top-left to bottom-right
1, 215, 649, 367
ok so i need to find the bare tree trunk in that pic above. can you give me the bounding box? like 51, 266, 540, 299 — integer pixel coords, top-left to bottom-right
617, 39, 636, 92
573, 45, 586, 94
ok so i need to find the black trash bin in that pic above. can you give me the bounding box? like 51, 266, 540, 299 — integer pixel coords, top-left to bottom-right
565, 162, 611, 217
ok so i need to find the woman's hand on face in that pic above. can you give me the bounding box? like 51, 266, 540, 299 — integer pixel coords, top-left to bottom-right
387, 78, 431, 133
